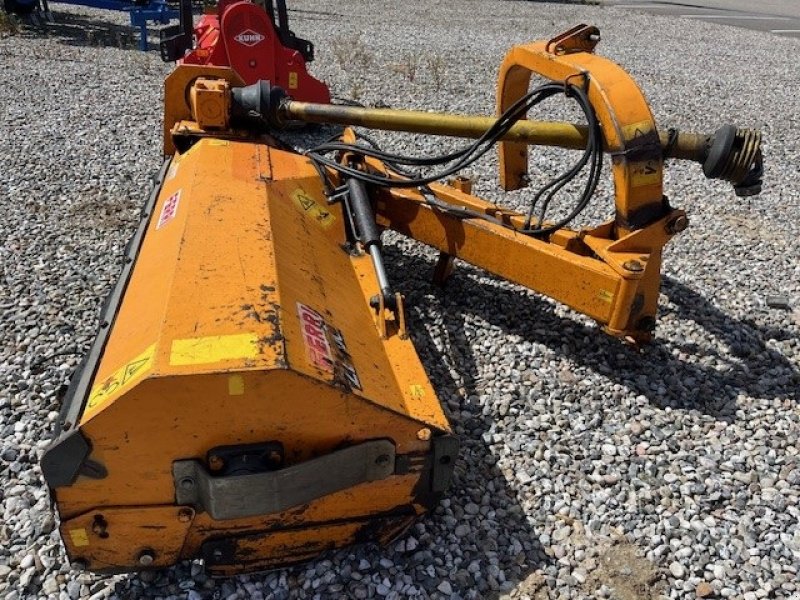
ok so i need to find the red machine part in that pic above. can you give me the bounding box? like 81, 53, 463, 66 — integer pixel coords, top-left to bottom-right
181, 0, 330, 104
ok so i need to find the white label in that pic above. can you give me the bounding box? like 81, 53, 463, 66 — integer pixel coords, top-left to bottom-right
234, 29, 265, 47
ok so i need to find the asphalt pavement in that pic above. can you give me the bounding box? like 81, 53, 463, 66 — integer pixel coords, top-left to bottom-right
600, 0, 800, 38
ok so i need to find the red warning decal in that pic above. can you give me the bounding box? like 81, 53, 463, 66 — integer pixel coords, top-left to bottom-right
157, 190, 181, 230
297, 302, 362, 390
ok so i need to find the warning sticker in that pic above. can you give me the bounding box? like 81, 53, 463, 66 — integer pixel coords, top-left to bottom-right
156, 190, 181, 230
83, 344, 156, 418
597, 289, 614, 303
409, 384, 426, 400
297, 303, 361, 390
170, 333, 259, 366
288, 72, 298, 90
621, 120, 655, 142
291, 189, 335, 229
629, 160, 661, 188
69, 528, 90, 548
619, 120, 662, 188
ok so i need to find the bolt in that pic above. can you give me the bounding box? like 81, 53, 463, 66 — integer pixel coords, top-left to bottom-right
449, 175, 473, 194
623, 260, 644, 273
138, 549, 155, 567
666, 214, 689, 234
180, 477, 195, 490
267, 450, 283, 467
178, 508, 193, 523
207, 455, 224, 472
375, 454, 390, 466
417, 428, 432, 441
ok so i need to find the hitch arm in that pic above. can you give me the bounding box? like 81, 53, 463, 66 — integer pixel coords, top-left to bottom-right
370, 176, 679, 342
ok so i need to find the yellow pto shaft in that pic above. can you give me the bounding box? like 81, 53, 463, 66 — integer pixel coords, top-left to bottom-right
282, 100, 711, 163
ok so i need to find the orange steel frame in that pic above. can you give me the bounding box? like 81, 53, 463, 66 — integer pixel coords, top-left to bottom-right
45, 27, 709, 575
338, 31, 684, 342
163, 29, 688, 343
486, 28, 682, 340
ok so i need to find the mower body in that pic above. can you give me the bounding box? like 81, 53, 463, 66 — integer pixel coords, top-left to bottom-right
42, 140, 455, 574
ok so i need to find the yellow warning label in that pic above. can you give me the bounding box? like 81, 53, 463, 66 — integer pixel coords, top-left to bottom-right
228, 374, 245, 396
69, 528, 90, 548
409, 384, 426, 400
629, 160, 661, 188
291, 189, 336, 229
597, 289, 614, 303
621, 120, 654, 142
288, 72, 298, 90
170, 333, 259, 366
619, 120, 661, 187
84, 344, 156, 417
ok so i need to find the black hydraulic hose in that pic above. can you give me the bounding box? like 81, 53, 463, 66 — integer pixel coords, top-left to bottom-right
304, 81, 603, 237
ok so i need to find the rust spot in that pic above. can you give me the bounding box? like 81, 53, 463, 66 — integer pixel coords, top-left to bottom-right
257, 335, 284, 352
354, 514, 416, 545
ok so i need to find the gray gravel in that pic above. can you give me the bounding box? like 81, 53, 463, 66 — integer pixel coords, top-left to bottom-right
2, 1, 799, 599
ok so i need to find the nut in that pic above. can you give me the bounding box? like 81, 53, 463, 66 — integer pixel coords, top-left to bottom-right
623, 260, 644, 273
177, 508, 193, 523
666, 214, 689, 234
137, 549, 155, 566
207, 455, 224, 472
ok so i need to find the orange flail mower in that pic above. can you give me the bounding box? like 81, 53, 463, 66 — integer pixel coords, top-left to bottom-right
42, 23, 762, 574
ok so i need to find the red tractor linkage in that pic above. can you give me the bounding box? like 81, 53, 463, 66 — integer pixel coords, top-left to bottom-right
160, 0, 330, 104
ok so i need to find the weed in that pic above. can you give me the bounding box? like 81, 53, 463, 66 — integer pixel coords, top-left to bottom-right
349, 80, 364, 101
331, 33, 373, 72
427, 55, 446, 91
390, 52, 420, 83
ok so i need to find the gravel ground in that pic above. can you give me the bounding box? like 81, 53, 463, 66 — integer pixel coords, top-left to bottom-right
1, 1, 799, 599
